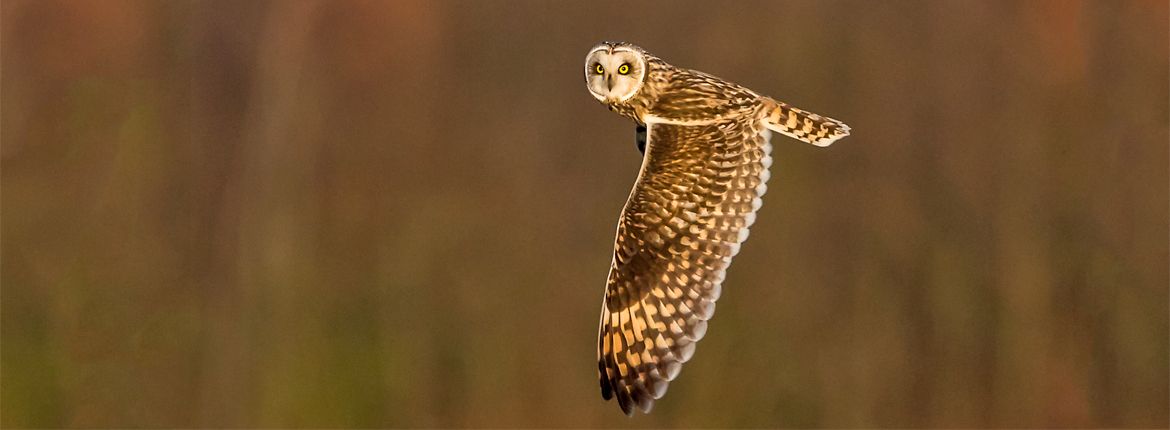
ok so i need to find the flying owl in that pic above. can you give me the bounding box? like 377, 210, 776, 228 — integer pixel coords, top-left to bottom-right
584, 42, 850, 416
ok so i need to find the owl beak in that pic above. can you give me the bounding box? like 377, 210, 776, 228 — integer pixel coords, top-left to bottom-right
606, 74, 614, 91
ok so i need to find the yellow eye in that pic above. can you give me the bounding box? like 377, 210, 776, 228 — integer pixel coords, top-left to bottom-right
618, 63, 630, 75
594, 64, 604, 74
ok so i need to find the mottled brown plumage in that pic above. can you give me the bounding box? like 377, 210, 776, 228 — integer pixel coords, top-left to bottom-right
584, 41, 849, 416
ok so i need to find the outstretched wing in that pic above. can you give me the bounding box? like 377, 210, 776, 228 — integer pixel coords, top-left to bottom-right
598, 114, 773, 415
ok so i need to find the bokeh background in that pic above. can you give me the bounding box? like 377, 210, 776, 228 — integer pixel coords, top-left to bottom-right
2, 0, 1167, 428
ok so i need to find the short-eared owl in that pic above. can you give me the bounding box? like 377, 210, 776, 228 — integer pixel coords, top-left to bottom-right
584, 42, 850, 416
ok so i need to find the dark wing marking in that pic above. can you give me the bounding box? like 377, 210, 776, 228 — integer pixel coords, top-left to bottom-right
635, 123, 647, 154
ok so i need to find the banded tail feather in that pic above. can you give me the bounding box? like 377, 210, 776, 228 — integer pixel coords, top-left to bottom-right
762, 99, 850, 147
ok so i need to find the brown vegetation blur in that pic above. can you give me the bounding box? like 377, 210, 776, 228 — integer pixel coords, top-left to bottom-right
2, 0, 1167, 428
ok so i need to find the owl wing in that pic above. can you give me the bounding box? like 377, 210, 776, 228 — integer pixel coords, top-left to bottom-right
598, 113, 773, 415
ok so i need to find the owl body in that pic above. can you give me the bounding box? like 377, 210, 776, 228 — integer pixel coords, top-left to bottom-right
584, 42, 849, 416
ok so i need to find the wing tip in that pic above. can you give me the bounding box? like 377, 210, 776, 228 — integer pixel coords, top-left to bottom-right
601, 363, 674, 416
810, 126, 850, 147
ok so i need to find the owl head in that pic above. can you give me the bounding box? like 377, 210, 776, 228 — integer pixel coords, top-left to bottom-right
584, 42, 648, 104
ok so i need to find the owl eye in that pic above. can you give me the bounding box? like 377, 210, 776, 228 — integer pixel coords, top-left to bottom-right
618, 63, 631, 75
594, 64, 604, 75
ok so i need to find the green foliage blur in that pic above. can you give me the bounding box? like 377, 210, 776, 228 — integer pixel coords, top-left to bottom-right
2, 0, 1167, 427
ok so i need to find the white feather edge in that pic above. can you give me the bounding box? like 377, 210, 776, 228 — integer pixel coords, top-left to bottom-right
735, 128, 773, 248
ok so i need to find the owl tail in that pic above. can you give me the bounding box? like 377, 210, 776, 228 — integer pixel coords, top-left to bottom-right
762, 99, 850, 147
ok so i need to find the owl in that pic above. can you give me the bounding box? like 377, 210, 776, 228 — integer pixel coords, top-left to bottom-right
584, 41, 850, 416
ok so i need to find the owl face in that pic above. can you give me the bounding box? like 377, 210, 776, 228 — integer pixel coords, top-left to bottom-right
584, 44, 647, 104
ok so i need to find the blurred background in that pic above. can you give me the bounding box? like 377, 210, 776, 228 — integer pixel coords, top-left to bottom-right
2, 0, 1167, 428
